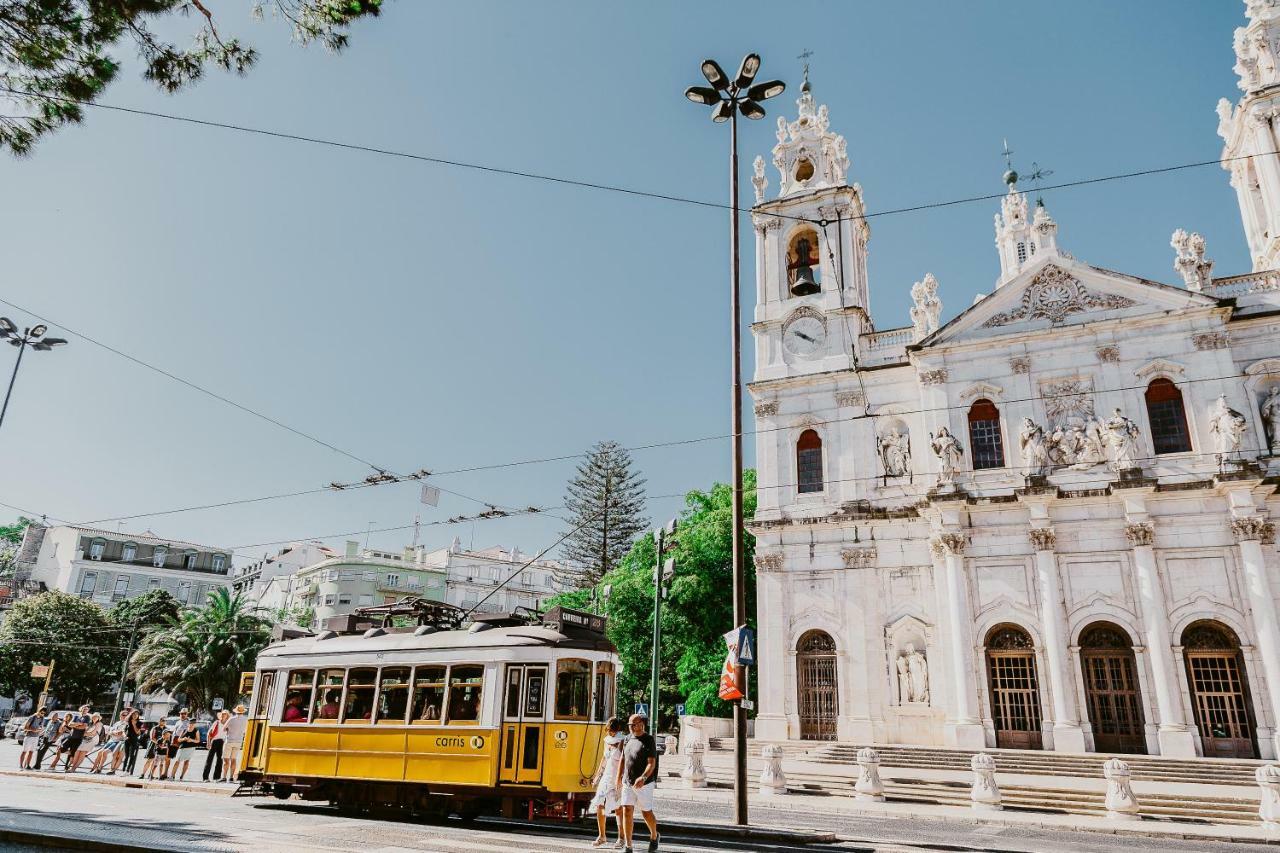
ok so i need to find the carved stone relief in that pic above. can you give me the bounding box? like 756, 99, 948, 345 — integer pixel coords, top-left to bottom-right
754, 401, 779, 418
1231, 516, 1276, 543
835, 391, 866, 408
1096, 345, 1120, 364
1028, 528, 1057, 552
918, 369, 948, 386
1010, 356, 1031, 375
982, 265, 1138, 327
1123, 523, 1154, 548
1193, 331, 1230, 351
754, 552, 784, 572
841, 547, 878, 569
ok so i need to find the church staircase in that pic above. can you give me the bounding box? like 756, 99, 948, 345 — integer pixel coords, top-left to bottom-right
703, 739, 1264, 786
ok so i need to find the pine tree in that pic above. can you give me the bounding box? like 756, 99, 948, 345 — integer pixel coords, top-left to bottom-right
558, 441, 648, 589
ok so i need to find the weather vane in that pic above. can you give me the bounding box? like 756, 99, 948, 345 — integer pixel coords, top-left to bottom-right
798, 48, 814, 85
1024, 160, 1055, 204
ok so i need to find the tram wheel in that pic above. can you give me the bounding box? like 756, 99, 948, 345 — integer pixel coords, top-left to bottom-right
272, 784, 293, 800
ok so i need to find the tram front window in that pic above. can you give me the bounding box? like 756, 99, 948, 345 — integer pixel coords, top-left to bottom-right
377, 667, 411, 724
593, 662, 615, 723
282, 670, 314, 723
343, 668, 377, 723
556, 659, 591, 721
447, 665, 484, 724
412, 666, 447, 723
313, 669, 345, 721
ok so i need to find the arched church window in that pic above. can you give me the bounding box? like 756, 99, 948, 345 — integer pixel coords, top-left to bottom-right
787, 229, 821, 297
1145, 378, 1191, 454
968, 399, 1005, 470
1028, 241, 1036, 256
797, 429, 824, 494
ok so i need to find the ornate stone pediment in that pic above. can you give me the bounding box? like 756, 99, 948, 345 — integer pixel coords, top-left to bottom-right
982, 265, 1137, 327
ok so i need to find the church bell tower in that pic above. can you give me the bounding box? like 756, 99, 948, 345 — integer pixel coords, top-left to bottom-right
1219, 0, 1280, 271
751, 73, 871, 383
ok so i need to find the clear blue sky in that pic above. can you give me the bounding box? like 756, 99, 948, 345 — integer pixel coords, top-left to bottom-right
0, 1, 1251, 563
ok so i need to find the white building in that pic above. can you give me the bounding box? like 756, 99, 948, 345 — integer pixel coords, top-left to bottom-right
232, 541, 338, 604
749, 4, 1280, 761
428, 538, 564, 615
14, 523, 232, 608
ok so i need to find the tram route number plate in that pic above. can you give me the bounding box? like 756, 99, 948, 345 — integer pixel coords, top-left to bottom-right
554, 730, 569, 748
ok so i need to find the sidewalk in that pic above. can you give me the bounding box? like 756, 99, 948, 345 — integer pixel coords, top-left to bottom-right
0, 766, 237, 796
654, 778, 1280, 845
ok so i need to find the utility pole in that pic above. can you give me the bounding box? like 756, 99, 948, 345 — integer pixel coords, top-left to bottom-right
650, 519, 677, 726
36, 658, 55, 709
111, 621, 141, 722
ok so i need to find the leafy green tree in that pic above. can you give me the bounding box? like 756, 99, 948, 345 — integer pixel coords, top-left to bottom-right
107, 588, 181, 632
547, 471, 757, 728
0, 1, 384, 155
559, 440, 648, 589
0, 590, 118, 706
0, 516, 32, 575
129, 587, 271, 714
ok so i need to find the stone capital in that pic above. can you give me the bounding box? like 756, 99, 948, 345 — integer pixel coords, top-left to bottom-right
754, 552, 784, 572
1231, 516, 1276, 544
931, 532, 967, 557
1028, 527, 1057, 552
1123, 522, 1154, 548
754, 400, 779, 418
840, 547, 877, 569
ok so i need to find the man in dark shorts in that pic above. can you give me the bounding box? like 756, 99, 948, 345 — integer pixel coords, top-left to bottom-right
615, 713, 659, 853
58, 706, 91, 773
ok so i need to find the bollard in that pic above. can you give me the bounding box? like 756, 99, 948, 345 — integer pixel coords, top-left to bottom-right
681, 740, 707, 789
1259, 764, 1280, 831
759, 743, 788, 796
1102, 757, 1140, 820
855, 746, 885, 802
970, 752, 1002, 811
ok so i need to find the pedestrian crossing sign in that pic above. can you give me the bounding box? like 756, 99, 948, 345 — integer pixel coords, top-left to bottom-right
634, 703, 649, 717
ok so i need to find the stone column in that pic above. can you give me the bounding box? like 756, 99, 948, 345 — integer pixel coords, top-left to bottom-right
1233, 517, 1280, 759
753, 556, 790, 741
934, 533, 985, 748
1125, 522, 1196, 756
1029, 527, 1086, 752
1253, 112, 1280, 235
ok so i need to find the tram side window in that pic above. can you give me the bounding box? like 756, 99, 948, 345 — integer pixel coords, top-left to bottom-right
312, 669, 346, 721
342, 668, 377, 723
593, 662, 615, 723
282, 670, 315, 724
412, 666, 447, 723
377, 667, 411, 724
446, 665, 484, 724
556, 659, 591, 721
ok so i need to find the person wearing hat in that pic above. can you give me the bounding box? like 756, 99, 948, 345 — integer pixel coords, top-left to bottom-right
221, 704, 249, 782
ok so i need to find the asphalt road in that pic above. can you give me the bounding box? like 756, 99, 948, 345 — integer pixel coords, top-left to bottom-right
0, 740, 1273, 852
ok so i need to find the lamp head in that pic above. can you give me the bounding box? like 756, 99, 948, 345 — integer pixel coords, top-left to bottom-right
684, 86, 721, 106
0, 317, 15, 336
739, 99, 766, 120
734, 53, 761, 89
747, 80, 785, 101
711, 99, 735, 123
700, 59, 729, 91
29, 324, 47, 338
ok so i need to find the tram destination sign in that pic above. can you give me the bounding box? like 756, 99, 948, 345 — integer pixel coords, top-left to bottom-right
542, 606, 607, 635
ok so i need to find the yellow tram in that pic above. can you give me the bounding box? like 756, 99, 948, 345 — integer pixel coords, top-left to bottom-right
238, 605, 618, 820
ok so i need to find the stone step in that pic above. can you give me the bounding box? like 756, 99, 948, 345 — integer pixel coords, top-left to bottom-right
669, 766, 1263, 826
702, 739, 1264, 786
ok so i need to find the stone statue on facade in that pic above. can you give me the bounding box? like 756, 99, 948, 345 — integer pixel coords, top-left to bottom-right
1262, 386, 1280, 455
879, 428, 911, 479
895, 654, 911, 704
1075, 416, 1108, 467
910, 274, 942, 341
1104, 408, 1141, 470
1209, 394, 1248, 463
929, 426, 963, 488
752, 155, 768, 204
1018, 418, 1050, 477
1046, 424, 1072, 466
905, 643, 929, 703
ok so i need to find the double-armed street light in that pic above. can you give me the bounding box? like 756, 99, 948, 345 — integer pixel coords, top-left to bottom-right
684, 54, 785, 828
0, 318, 68, 434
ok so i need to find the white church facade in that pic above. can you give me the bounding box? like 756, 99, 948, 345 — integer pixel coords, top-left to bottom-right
749, 1, 1280, 759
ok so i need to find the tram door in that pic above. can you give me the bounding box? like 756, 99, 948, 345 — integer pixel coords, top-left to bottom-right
499, 665, 547, 785
244, 670, 275, 773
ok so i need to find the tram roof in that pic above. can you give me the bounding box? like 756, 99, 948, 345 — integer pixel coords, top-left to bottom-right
257, 624, 615, 661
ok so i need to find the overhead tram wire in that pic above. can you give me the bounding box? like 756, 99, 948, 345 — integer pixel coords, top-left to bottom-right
3, 366, 1264, 530
1, 86, 1275, 229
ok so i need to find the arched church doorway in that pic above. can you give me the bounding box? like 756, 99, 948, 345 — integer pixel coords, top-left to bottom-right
1182, 621, 1257, 759
985, 624, 1043, 749
1079, 622, 1147, 754
796, 630, 838, 741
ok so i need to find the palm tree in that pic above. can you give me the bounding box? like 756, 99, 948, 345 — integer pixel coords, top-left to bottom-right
130, 588, 272, 714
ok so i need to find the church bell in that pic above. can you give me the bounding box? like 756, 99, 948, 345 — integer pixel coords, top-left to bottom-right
790, 265, 820, 297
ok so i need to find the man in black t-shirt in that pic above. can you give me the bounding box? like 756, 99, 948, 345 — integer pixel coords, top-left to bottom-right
614, 714, 659, 853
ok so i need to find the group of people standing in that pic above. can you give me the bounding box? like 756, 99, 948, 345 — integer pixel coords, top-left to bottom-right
16, 703, 248, 784
589, 713, 661, 853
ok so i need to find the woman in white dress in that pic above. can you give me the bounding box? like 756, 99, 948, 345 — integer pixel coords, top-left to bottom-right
590, 718, 627, 849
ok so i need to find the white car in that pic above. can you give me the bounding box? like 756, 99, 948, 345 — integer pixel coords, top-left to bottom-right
3, 716, 29, 740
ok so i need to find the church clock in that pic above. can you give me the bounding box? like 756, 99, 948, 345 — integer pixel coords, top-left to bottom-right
782, 313, 827, 359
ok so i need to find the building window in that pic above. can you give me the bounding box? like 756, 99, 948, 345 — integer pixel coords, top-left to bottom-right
113, 576, 129, 602
339, 570, 355, 581
386, 573, 400, 588
796, 429, 824, 493
1145, 378, 1191, 454
79, 572, 97, 598
968, 399, 1005, 469
152, 547, 167, 568
323, 594, 336, 606
407, 575, 421, 588
148, 578, 160, 589
1016, 241, 1027, 263
211, 554, 226, 573
89, 539, 106, 561
337, 594, 351, 605
122, 543, 137, 563
357, 594, 373, 606
362, 571, 376, 582
184, 552, 197, 570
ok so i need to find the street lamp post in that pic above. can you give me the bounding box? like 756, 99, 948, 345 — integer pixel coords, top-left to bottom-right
0, 318, 68, 433
684, 55, 785, 828
650, 518, 676, 726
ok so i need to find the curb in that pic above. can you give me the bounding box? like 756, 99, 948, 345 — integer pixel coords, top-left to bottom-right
0, 768, 235, 796
0, 827, 186, 853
